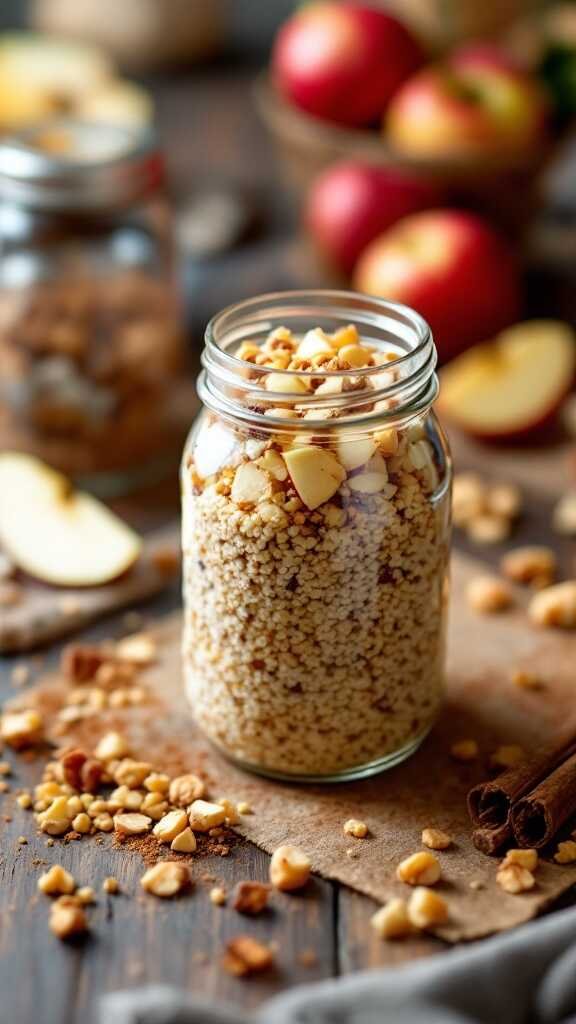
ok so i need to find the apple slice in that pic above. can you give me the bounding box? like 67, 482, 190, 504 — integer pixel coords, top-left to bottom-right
336, 437, 376, 471
439, 321, 576, 441
296, 328, 333, 360
283, 447, 346, 510
0, 453, 142, 586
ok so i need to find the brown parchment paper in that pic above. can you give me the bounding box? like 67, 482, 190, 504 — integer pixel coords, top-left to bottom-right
0, 525, 179, 653
27, 548, 576, 942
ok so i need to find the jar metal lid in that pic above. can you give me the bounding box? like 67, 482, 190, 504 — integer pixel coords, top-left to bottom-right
0, 119, 165, 210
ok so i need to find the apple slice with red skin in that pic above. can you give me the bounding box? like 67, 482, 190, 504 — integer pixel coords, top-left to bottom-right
438, 321, 576, 442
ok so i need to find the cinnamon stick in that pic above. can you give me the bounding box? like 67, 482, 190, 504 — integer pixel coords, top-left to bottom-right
510, 749, 576, 849
468, 735, 576, 831
472, 823, 512, 856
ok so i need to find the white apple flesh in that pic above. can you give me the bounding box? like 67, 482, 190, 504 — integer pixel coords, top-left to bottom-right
0, 453, 142, 586
439, 321, 576, 440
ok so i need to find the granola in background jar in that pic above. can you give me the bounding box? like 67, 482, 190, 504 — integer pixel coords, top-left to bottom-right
182, 292, 451, 782
0, 119, 186, 493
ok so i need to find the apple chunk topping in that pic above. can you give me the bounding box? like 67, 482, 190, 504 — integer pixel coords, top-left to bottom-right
283, 447, 345, 511
231, 463, 272, 508
0, 453, 141, 587
336, 437, 377, 471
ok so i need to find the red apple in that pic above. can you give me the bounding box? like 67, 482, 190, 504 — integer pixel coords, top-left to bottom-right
272, 2, 424, 127
438, 321, 576, 441
352, 209, 521, 363
386, 44, 548, 161
305, 160, 443, 274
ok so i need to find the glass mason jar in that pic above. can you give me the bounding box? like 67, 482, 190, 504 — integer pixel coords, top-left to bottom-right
182, 291, 452, 782
0, 118, 185, 493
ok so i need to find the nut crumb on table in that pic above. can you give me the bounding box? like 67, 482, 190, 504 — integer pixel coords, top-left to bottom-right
223, 936, 275, 977
233, 881, 270, 915
450, 739, 479, 762
421, 828, 452, 851
343, 819, 369, 839
396, 851, 441, 886
270, 845, 311, 892
466, 575, 513, 614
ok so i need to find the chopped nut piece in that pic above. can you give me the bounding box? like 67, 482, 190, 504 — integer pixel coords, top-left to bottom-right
237, 801, 251, 815
188, 799, 226, 832
452, 473, 486, 526
0, 761, 11, 775
233, 881, 270, 915
511, 669, 543, 691
169, 774, 205, 807
496, 864, 535, 893
554, 840, 576, 864
49, 899, 88, 940
529, 582, 576, 629
396, 851, 441, 887
466, 575, 513, 614
143, 773, 170, 794
0, 709, 43, 749
114, 812, 152, 836
76, 886, 95, 904
371, 898, 412, 939
270, 844, 311, 892
282, 447, 345, 511
171, 827, 197, 853
113, 759, 152, 789
491, 745, 524, 770
407, 887, 449, 929
343, 819, 368, 839
217, 798, 239, 826
153, 809, 189, 843
94, 731, 129, 761
140, 861, 190, 898
17, 835, 27, 844
72, 813, 92, 834
103, 877, 119, 894
467, 514, 510, 545
38, 864, 75, 896
450, 739, 479, 762
469, 880, 484, 891
501, 546, 556, 587
210, 886, 226, 906
487, 483, 522, 520
223, 936, 274, 976
421, 828, 452, 851
61, 644, 104, 683
16, 793, 32, 809
115, 633, 156, 666
502, 849, 538, 872
553, 493, 576, 536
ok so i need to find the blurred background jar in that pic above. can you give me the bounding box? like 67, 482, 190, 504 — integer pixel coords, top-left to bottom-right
0, 119, 186, 493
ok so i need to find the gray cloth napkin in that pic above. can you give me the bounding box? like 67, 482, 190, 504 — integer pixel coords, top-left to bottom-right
101, 906, 576, 1024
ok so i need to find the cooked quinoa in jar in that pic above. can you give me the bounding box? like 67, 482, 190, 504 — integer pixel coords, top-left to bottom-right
182, 291, 451, 782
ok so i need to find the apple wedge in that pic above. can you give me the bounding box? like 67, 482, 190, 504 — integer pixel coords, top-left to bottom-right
283, 447, 346, 510
0, 453, 142, 586
438, 321, 576, 441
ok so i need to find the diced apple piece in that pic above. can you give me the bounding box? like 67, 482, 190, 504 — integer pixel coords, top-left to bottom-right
194, 421, 238, 478
374, 428, 399, 455
365, 452, 388, 475
231, 463, 272, 507
264, 407, 299, 419
256, 450, 288, 481
439, 321, 576, 441
336, 437, 377, 471
339, 344, 373, 368
0, 453, 141, 587
315, 377, 343, 396
283, 447, 345, 511
296, 328, 334, 359
265, 373, 309, 394
348, 472, 389, 494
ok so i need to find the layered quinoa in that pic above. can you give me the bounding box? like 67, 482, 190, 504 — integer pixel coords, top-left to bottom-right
182, 324, 450, 778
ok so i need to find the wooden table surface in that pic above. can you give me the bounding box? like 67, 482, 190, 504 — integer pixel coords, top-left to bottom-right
0, 65, 575, 1023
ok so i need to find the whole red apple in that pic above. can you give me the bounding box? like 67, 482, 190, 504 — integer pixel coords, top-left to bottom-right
386, 44, 548, 161
272, 2, 424, 127
305, 160, 443, 274
353, 209, 521, 363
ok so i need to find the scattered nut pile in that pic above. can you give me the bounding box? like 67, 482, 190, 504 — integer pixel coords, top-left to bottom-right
183, 323, 450, 777
452, 472, 522, 545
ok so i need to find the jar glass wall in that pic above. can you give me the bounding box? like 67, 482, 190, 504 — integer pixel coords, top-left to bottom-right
182, 291, 452, 782
0, 120, 185, 493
